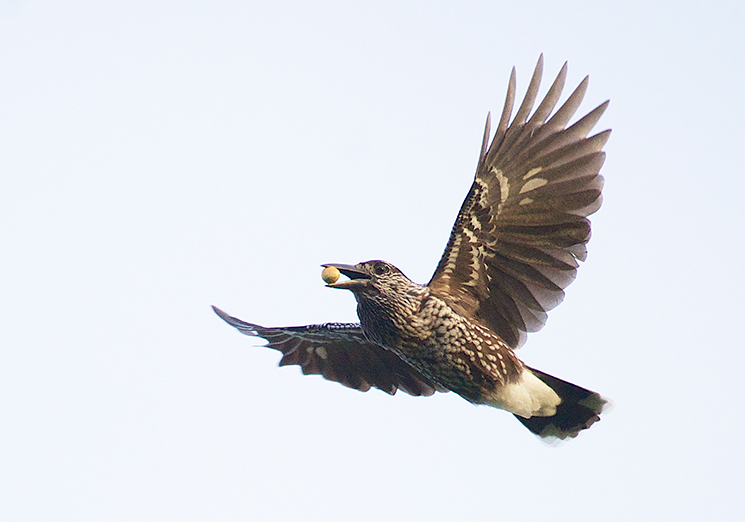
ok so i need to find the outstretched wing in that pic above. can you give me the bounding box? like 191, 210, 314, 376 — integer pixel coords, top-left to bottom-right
428, 55, 610, 348
213, 306, 438, 397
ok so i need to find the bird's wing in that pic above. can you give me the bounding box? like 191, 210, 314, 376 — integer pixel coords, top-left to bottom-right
213, 306, 438, 397
428, 55, 610, 348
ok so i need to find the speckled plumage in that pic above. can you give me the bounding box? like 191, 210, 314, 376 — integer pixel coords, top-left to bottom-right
350, 266, 522, 404
214, 56, 610, 440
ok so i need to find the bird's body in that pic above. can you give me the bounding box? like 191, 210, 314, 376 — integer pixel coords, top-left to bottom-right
214, 56, 610, 440
362, 285, 561, 420
348, 268, 525, 406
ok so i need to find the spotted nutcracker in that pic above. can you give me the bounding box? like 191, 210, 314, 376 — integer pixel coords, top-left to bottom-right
214, 55, 610, 440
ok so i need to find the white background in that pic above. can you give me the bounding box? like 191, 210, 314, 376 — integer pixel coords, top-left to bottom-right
2, 1, 744, 520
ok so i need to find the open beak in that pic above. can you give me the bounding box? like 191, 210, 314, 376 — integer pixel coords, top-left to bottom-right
322, 263, 371, 290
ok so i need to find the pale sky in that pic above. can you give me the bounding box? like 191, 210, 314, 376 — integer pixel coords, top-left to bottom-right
2, 1, 744, 521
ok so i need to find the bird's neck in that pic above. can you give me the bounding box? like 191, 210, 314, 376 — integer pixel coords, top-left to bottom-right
355, 284, 430, 347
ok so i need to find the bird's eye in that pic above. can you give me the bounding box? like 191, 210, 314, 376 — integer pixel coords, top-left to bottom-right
374, 263, 388, 275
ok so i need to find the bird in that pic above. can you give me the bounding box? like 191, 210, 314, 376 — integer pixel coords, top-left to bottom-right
214, 55, 610, 440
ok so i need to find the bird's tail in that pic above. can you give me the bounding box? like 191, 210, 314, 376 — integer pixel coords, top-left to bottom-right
514, 367, 609, 440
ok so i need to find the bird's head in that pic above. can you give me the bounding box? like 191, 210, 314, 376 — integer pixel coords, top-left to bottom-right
323, 260, 426, 344
322, 260, 426, 312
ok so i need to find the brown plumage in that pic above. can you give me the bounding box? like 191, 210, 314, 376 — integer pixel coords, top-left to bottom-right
214, 55, 610, 440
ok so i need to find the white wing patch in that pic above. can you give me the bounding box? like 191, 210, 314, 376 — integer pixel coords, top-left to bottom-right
440, 234, 462, 280
462, 227, 483, 287
523, 166, 544, 180
438, 179, 489, 283
494, 168, 510, 205
520, 177, 548, 193
307, 345, 328, 359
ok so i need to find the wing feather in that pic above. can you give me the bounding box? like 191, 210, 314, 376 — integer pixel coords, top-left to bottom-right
489, 68, 517, 156
213, 306, 438, 397
428, 57, 610, 347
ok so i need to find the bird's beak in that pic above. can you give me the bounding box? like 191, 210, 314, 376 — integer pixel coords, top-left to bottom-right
322, 263, 371, 290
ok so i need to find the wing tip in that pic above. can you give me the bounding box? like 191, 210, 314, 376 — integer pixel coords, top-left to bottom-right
212, 304, 228, 319
212, 305, 261, 336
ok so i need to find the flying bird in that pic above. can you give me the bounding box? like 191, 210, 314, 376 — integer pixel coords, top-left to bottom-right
214, 55, 610, 440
